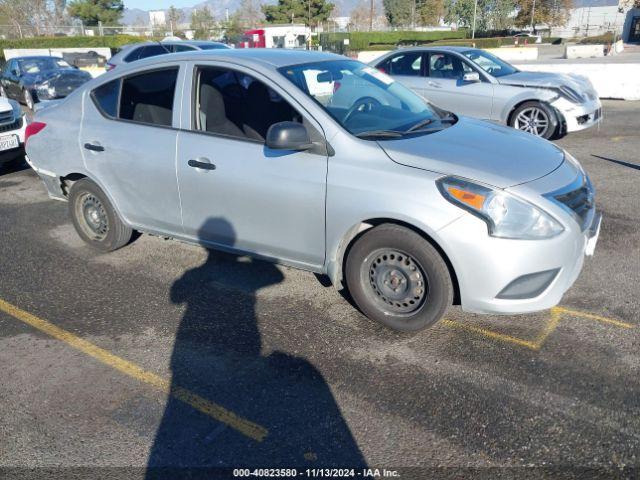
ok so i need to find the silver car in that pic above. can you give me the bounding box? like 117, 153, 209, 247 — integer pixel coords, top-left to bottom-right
372, 47, 602, 139
25, 49, 601, 332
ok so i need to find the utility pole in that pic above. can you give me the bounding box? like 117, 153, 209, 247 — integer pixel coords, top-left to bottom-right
369, 0, 374, 31
472, 0, 478, 38
530, 0, 536, 32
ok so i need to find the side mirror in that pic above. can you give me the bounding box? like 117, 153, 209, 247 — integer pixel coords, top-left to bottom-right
462, 72, 480, 83
266, 121, 313, 151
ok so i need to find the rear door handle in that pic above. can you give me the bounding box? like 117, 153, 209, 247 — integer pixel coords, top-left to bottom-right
84, 143, 104, 152
188, 159, 216, 170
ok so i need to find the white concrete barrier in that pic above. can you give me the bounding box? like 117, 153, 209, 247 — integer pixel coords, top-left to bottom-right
518, 63, 640, 100
357, 50, 390, 63
564, 44, 604, 59
486, 47, 538, 62
4, 47, 112, 61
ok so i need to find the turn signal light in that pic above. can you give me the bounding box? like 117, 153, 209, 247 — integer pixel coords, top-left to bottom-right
447, 186, 486, 210
25, 122, 46, 146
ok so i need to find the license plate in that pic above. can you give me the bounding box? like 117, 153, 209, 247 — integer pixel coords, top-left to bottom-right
585, 216, 601, 257
0, 134, 19, 152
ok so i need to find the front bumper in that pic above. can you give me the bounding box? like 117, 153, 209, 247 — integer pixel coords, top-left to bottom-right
552, 97, 603, 133
436, 162, 600, 315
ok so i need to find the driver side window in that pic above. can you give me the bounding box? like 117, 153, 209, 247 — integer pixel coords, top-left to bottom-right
428, 53, 473, 80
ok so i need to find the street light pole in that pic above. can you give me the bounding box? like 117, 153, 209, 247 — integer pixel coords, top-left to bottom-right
530, 0, 536, 32
472, 0, 478, 39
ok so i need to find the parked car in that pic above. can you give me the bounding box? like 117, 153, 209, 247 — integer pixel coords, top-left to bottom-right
513, 32, 542, 44
106, 40, 230, 71
0, 56, 92, 110
26, 50, 601, 332
62, 50, 107, 69
0, 95, 27, 169
372, 46, 602, 139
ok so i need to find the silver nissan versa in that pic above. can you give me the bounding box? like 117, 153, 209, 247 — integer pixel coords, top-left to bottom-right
25, 49, 601, 332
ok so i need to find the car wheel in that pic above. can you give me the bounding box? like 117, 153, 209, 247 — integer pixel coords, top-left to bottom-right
345, 224, 453, 332
23, 88, 34, 110
510, 101, 557, 139
69, 179, 133, 252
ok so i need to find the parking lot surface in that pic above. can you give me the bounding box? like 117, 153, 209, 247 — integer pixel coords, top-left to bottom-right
0, 100, 638, 478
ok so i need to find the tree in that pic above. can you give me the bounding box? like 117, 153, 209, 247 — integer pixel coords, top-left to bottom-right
190, 5, 215, 39
167, 5, 184, 32
262, 0, 334, 27
0, 0, 57, 36
67, 0, 124, 26
513, 0, 572, 28
349, 1, 372, 30
382, 0, 413, 26
418, 0, 445, 25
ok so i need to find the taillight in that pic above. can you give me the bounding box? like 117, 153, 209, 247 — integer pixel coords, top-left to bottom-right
378, 67, 386, 73
25, 122, 46, 146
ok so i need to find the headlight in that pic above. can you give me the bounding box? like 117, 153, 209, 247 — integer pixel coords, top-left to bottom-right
36, 83, 56, 100
437, 176, 564, 240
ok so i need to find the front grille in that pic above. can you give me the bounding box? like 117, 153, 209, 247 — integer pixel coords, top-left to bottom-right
553, 179, 593, 229
0, 116, 22, 133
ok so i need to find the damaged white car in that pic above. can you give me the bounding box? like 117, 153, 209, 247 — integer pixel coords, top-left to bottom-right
0, 95, 27, 169
372, 46, 602, 139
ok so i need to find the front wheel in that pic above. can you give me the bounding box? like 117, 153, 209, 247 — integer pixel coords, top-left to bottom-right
345, 224, 453, 332
509, 101, 558, 139
23, 88, 34, 110
68, 179, 133, 252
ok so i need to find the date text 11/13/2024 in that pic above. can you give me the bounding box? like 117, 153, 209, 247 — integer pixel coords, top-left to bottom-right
233, 468, 400, 478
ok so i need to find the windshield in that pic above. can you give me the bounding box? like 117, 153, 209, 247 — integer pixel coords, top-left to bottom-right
197, 43, 229, 50
462, 50, 518, 78
18, 58, 72, 74
279, 59, 454, 138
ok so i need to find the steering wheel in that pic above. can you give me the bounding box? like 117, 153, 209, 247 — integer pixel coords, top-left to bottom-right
343, 97, 382, 125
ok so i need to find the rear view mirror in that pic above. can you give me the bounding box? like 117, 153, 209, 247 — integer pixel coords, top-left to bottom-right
317, 71, 343, 83
266, 121, 314, 151
462, 72, 480, 83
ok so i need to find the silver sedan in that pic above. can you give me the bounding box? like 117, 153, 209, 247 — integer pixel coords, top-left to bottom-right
372, 46, 602, 139
26, 49, 600, 332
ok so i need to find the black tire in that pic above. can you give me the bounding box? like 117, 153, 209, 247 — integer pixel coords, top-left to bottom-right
509, 101, 558, 140
345, 224, 453, 332
68, 179, 132, 252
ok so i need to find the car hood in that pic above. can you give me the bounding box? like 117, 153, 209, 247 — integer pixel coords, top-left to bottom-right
24, 69, 91, 86
498, 71, 595, 96
378, 117, 565, 188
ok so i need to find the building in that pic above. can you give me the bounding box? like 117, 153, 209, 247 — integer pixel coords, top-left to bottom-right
238, 25, 311, 49
551, 0, 640, 42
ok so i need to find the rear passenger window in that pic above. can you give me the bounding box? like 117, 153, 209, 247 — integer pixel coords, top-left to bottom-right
119, 68, 178, 127
91, 79, 120, 118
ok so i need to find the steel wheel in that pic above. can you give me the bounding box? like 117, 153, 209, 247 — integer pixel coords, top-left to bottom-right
75, 192, 109, 241
363, 248, 428, 316
513, 106, 550, 137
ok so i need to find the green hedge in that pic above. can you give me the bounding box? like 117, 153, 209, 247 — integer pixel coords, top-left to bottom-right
319, 30, 467, 52
0, 35, 147, 62
577, 32, 615, 44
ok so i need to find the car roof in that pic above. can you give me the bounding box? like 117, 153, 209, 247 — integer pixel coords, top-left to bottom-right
394, 45, 474, 53
13, 56, 62, 61
117, 48, 345, 71
119, 40, 226, 49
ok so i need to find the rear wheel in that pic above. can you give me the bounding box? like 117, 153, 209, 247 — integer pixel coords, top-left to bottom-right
510, 101, 557, 139
68, 179, 132, 252
345, 224, 453, 332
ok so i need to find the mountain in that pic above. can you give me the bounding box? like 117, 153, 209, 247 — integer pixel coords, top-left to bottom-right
121, 0, 365, 25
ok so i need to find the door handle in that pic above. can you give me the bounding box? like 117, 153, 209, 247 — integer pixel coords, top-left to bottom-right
84, 143, 104, 152
427, 81, 442, 88
188, 159, 216, 170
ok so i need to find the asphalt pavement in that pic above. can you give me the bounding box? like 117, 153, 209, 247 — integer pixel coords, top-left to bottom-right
0, 100, 638, 479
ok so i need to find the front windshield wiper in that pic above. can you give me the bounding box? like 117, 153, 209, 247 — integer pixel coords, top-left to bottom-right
356, 130, 404, 139
406, 118, 434, 133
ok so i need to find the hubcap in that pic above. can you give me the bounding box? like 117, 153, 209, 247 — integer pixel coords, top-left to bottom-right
364, 249, 427, 315
514, 107, 549, 136
76, 193, 108, 240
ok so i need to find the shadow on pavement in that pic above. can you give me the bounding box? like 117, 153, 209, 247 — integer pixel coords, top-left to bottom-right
146, 217, 366, 478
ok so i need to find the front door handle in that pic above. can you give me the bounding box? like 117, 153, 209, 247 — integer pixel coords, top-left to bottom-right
188, 159, 216, 170
84, 143, 104, 152
427, 81, 442, 88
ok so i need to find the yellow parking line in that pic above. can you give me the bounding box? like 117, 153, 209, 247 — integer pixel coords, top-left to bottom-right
0, 298, 268, 442
441, 319, 541, 350
553, 306, 634, 329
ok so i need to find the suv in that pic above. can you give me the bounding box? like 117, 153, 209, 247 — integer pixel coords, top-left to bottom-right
106, 40, 230, 71
0, 95, 27, 169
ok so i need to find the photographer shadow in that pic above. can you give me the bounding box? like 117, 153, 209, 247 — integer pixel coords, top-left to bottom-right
146, 218, 366, 477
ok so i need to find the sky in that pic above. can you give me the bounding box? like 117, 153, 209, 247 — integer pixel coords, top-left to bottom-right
124, 0, 195, 9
